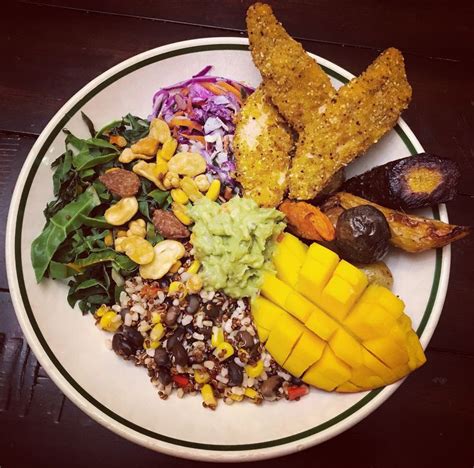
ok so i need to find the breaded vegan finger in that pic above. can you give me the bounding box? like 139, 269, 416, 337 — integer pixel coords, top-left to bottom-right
247, 2, 335, 132
289, 48, 412, 200
234, 86, 293, 207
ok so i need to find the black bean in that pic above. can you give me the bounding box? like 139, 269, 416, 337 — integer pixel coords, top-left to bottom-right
164, 306, 180, 327
261, 375, 282, 398
171, 342, 189, 367
112, 333, 134, 358
122, 326, 144, 350
166, 326, 185, 350
186, 294, 200, 314
227, 361, 243, 386
238, 331, 254, 348
200, 326, 212, 340
157, 367, 172, 386
206, 304, 221, 319
154, 348, 170, 367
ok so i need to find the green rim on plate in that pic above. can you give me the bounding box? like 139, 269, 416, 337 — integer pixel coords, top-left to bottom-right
13, 43, 442, 451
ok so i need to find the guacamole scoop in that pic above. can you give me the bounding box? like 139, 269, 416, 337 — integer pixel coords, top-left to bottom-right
188, 197, 286, 298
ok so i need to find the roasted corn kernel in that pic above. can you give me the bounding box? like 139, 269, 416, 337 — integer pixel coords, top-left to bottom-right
245, 360, 264, 378
157, 137, 177, 161
194, 369, 210, 384
99, 311, 123, 332
170, 188, 189, 205
150, 323, 165, 342
172, 202, 193, 226
168, 281, 186, 296
206, 179, 221, 201
244, 388, 260, 400
211, 327, 225, 348
200, 384, 217, 409
186, 274, 203, 293
187, 260, 201, 275
214, 342, 234, 361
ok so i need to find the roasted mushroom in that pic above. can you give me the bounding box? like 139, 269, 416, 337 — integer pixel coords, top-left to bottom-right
335, 205, 391, 263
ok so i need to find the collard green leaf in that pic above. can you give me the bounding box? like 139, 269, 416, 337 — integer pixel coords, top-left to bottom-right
148, 189, 170, 206
52, 151, 73, 196
72, 151, 117, 171
49, 261, 77, 280
84, 137, 119, 152
31, 186, 101, 282
79, 215, 112, 228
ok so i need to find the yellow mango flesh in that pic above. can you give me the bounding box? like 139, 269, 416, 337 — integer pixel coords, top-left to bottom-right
283, 331, 325, 377
254, 233, 426, 393
265, 313, 304, 366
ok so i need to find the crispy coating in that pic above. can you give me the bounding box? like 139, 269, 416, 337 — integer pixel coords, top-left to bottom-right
289, 48, 412, 200
322, 192, 470, 253
234, 86, 293, 207
247, 3, 335, 132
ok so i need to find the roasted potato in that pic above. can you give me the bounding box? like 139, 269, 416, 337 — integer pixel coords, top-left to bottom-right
356, 261, 394, 290
322, 192, 470, 253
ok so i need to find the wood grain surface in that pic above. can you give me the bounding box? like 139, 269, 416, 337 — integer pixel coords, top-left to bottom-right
1, 1, 473, 467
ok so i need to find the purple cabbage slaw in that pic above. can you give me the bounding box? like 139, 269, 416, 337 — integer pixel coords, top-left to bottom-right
149, 66, 254, 187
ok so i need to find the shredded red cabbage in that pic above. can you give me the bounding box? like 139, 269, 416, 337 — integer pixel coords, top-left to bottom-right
149, 66, 254, 187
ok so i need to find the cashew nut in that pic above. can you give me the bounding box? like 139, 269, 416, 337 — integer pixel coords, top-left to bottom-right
115, 235, 154, 265
149, 118, 171, 144
132, 160, 168, 190
139, 240, 186, 280
131, 136, 160, 156
119, 148, 154, 164
127, 218, 146, 238
104, 197, 138, 226
168, 152, 206, 177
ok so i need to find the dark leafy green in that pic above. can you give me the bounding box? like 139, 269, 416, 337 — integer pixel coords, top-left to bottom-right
32, 186, 101, 282
32, 113, 159, 314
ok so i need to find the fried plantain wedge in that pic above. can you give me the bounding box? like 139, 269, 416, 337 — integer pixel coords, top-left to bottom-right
289, 48, 412, 200
321, 192, 470, 253
246, 2, 335, 132
234, 86, 293, 207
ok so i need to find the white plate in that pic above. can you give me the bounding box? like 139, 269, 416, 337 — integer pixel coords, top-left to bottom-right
5, 37, 449, 462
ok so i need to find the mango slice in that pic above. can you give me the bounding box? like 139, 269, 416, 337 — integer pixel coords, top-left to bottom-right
253, 233, 426, 393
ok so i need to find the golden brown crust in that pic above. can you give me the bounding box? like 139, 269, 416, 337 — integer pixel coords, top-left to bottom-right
289, 48, 412, 200
246, 3, 335, 131
233, 86, 294, 207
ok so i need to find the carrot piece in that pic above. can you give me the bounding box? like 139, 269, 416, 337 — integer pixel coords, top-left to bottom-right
201, 82, 227, 96
279, 200, 336, 241
179, 133, 206, 144
169, 117, 203, 132
216, 81, 243, 102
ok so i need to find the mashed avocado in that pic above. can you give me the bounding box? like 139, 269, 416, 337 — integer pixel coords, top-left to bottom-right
188, 197, 285, 298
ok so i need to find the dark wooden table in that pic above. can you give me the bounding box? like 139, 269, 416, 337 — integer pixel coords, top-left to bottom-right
1, 1, 473, 466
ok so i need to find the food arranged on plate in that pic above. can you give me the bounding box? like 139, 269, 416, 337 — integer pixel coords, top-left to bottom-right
31, 3, 470, 409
